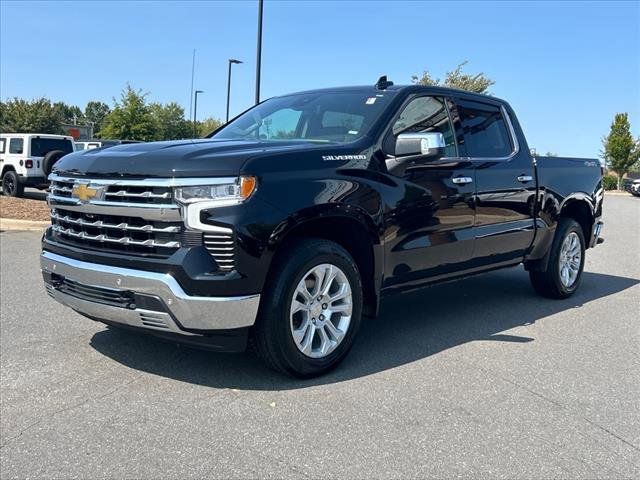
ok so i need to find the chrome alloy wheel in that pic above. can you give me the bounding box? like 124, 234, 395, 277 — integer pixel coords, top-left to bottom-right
559, 232, 582, 288
290, 263, 353, 359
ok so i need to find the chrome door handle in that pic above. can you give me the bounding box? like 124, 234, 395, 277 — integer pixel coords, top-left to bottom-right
517, 175, 533, 183
452, 176, 473, 185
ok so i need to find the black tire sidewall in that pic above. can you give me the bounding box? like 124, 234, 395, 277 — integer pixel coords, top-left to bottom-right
42, 150, 65, 176
2, 171, 21, 197
549, 219, 586, 297
259, 240, 363, 377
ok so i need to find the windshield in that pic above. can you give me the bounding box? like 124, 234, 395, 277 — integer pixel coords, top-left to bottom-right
30, 137, 74, 156
212, 91, 395, 144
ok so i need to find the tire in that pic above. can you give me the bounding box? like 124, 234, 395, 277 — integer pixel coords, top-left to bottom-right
2, 170, 24, 197
42, 150, 66, 176
529, 218, 586, 299
252, 238, 363, 378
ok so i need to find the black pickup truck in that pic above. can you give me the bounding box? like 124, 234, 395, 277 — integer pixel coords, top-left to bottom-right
41, 78, 604, 377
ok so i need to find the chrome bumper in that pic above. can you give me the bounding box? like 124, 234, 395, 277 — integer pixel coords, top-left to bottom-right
40, 251, 260, 335
590, 220, 604, 248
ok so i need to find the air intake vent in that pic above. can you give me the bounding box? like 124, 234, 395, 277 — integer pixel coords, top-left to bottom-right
203, 233, 235, 271
139, 311, 170, 329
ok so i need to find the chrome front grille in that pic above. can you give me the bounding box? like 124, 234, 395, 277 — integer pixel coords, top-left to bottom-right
49, 177, 173, 205
203, 233, 235, 271
50, 208, 184, 255
48, 174, 184, 257
47, 174, 236, 269
50, 211, 181, 233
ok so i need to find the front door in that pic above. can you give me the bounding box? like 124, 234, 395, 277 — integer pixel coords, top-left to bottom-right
382, 95, 476, 292
453, 98, 536, 263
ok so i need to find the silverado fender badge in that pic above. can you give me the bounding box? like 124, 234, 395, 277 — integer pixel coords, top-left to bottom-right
322, 154, 367, 161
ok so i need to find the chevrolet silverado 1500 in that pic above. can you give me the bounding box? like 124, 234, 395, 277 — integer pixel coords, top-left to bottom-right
41, 78, 604, 377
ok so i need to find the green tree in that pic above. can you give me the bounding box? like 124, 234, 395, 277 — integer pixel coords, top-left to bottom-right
100, 85, 155, 141
0, 98, 64, 133
197, 117, 223, 137
53, 102, 84, 124
84, 101, 111, 136
149, 102, 192, 140
412, 61, 495, 94
601, 113, 640, 190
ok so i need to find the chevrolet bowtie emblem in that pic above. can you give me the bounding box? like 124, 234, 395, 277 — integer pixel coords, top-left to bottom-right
72, 183, 99, 202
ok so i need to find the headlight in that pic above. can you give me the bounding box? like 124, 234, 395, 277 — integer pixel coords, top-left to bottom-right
174, 176, 257, 206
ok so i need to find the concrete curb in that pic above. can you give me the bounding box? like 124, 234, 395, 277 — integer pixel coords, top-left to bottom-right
0, 218, 50, 231
604, 191, 633, 196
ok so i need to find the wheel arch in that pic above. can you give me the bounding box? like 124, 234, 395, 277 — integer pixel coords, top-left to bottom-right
559, 195, 594, 245
266, 205, 383, 318
1, 165, 17, 178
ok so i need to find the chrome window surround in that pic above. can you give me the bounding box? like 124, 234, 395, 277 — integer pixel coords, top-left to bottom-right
385, 96, 520, 164
459, 105, 520, 162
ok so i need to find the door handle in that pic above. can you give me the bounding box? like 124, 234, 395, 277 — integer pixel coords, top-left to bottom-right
452, 176, 473, 185
517, 175, 533, 183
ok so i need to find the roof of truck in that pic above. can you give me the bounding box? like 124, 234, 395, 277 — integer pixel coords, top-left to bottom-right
278, 83, 508, 106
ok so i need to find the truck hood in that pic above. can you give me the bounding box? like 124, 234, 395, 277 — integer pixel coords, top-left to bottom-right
53, 138, 331, 178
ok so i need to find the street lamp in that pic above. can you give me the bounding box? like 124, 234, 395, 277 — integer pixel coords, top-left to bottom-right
193, 90, 204, 137
226, 59, 243, 123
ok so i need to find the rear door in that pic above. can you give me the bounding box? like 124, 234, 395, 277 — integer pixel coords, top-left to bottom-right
452, 98, 536, 263
382, 95, 476, 291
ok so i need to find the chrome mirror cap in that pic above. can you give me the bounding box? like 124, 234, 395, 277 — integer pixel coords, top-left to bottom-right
395, 132, 445, 157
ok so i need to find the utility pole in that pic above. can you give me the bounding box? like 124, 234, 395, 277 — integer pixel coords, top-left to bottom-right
255, 0, 263, 104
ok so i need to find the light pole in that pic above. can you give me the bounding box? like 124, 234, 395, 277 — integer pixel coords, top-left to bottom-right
255, 0, 263, 104
226, 59, 243, 123
193, 90, 204, 137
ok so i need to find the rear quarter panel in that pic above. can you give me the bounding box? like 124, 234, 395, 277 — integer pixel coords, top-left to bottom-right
532, 157, 603, 255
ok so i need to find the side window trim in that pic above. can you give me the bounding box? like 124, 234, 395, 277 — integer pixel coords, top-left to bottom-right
451, 98, 520, 161
382, 94, 461, 159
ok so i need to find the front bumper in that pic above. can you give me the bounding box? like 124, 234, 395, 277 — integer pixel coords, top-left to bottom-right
41, 251, 260, 350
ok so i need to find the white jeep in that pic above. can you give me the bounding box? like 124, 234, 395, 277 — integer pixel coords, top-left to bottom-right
0, 133, 75, 197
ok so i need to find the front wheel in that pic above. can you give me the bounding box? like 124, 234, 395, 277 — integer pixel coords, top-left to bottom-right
529, 218, 586, 299
252, 239, 363, 377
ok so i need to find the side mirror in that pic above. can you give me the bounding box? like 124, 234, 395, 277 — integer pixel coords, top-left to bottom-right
395, 132, 445, 158
386, 132, 446, 175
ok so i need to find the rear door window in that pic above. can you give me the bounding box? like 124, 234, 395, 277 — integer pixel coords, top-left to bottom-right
30, 138, 74, 156
455, 100, 513, 158
0, 138, 5, 154
9, 138, 23, 154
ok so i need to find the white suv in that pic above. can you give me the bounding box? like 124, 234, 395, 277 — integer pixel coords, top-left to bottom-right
0, 133, 75, 197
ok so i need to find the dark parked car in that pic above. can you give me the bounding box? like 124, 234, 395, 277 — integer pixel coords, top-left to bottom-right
41, 78, 604, 377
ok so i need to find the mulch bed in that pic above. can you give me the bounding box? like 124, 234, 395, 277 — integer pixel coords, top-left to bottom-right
0, 195, 51, 221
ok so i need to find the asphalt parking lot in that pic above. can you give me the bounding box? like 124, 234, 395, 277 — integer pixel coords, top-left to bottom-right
1, 195, 639, 479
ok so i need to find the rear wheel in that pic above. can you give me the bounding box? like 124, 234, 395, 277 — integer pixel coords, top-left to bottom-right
252, 239, 363, 377
2, 170, 24, 197
529, 218, 585, 299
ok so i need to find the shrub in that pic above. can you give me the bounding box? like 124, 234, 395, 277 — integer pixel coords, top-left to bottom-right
603, 175, 618, 190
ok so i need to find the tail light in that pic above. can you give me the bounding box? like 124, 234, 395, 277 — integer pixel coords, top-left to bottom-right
25, 160, 33, 168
